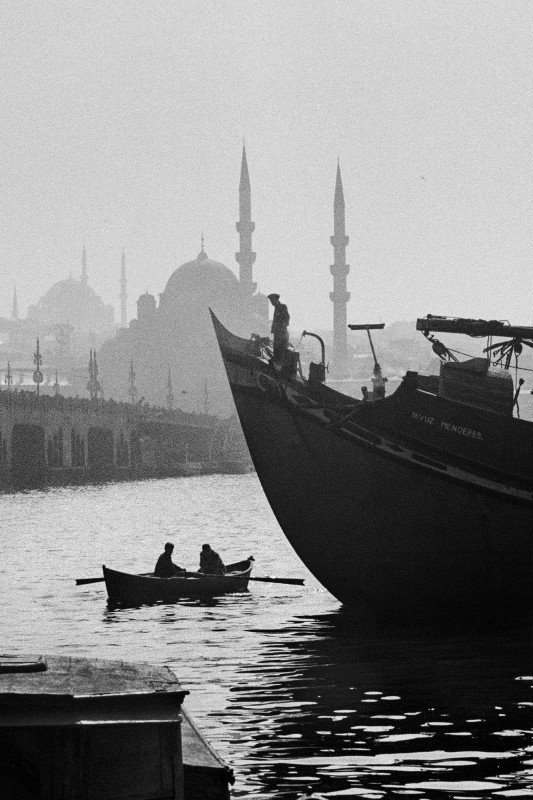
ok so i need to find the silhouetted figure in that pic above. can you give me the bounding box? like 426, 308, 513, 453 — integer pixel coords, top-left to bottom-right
268, 293, 290, 361
154, 542, 184, 577
198, 544, 225, 575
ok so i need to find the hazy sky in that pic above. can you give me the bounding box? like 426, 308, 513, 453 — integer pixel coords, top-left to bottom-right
2, 0, 533, 331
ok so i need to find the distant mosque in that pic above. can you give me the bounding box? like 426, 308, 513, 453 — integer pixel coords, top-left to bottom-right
26, 245, 115, 349
0, 246, 118, 391
98, 146, 270, 414
1, 146, 354, 404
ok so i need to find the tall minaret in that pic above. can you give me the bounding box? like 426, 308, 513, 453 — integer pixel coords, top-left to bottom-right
330, 162, 350, 377
12, 286, 18, 320
120, 248, 127, 327
235, 144, 256, 297
81, 245, 88, 285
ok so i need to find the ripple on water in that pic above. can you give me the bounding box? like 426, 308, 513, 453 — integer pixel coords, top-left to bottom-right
3, 476, 533, 798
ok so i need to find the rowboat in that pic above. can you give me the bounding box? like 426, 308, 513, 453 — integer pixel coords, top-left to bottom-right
103, 558, 254, 605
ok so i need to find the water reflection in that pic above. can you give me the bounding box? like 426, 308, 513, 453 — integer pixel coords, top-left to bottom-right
222, 609, 533, 798
4, 477, 533, 798
105, 595, 229, 612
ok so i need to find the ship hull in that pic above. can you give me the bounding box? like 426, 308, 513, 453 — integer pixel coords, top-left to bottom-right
211, 313, 533, 617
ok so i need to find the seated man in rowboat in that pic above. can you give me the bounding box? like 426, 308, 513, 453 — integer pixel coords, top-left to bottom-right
198, 544, 225, 575
154, 542, 185, 578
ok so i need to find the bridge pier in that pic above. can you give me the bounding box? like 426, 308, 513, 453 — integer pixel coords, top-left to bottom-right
0, 392, 216, 490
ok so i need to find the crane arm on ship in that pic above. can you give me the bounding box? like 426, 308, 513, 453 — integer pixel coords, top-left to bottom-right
416, 315, 533, 342
417, 315, 533, 370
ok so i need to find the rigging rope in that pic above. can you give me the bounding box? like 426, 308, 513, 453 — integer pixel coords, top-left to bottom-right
448, 348, 533, 374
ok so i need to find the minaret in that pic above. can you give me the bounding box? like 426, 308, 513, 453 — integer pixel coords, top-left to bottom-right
235, 144, 256, 297
330, 162, 350, 377
12, 286, 18, 320
81, 245, 88, 285
120, 248, 127, 327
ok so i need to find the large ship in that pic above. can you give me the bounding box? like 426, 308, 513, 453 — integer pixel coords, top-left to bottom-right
212, 310, 533, 618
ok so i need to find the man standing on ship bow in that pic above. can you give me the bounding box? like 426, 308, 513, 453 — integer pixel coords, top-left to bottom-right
268, 293, 290, 362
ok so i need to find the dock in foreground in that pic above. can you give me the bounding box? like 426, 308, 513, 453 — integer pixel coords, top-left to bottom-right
0, 654, 233, 800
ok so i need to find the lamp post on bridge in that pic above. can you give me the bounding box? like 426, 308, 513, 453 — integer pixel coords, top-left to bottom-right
87, 349, 101, 402
33, 339, 44, 397
166, 368, 174, 411
128, 361, 137, 405
5, 362, 12, 392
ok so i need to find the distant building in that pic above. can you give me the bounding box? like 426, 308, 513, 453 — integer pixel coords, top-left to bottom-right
0, 248, 116, 394
27, 247, 115, 351
98, 148, 269, 415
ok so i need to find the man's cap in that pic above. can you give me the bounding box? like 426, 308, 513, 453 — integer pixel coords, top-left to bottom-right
164, 542, 174, 550
267, 293, 280, 300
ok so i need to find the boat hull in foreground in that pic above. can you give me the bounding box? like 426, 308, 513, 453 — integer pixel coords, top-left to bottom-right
103, 559, 253, 606
211, 312, 533, 618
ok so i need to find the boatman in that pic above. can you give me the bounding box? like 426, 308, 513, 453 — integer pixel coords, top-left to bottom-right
154, 542, 185, 578
198, 544, 225, 575
268, 293, 290, 362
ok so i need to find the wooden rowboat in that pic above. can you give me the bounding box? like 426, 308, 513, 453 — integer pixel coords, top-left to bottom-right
103, 558, 254, 605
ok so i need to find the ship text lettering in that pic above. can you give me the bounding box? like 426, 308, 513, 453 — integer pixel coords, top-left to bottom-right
440, 421, 483, 440
411, 412, 435, 425
411, 412, 483, 440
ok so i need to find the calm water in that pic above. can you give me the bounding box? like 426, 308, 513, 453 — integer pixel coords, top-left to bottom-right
2, 474, 533, 799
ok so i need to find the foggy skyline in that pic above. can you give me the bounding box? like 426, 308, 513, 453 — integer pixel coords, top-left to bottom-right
2, 1, 533, 332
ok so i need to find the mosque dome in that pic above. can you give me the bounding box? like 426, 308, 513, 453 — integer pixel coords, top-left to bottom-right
162, 247, 239, 304
41, 276, 98, 305
27, 275, 114, 331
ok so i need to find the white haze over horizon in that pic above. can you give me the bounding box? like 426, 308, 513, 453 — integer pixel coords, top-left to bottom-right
2, 0, 533, 333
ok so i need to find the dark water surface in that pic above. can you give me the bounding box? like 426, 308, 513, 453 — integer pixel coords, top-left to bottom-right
2, 474, 533, 798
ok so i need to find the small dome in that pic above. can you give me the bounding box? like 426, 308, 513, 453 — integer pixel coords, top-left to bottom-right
162, 248, 238, 303
137, 292, 157, 321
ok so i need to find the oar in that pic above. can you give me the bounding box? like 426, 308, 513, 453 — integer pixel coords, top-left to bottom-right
76, 571, 153, 586
178, 571, 304, 586
249, 576, 304, 586
76, 574, 304, 587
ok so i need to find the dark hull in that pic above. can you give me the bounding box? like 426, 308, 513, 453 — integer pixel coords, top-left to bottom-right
103, 560, 252, 606
211, 312, 533, 617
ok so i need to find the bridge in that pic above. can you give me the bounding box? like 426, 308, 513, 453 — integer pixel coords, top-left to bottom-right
0, 390, 222, 489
